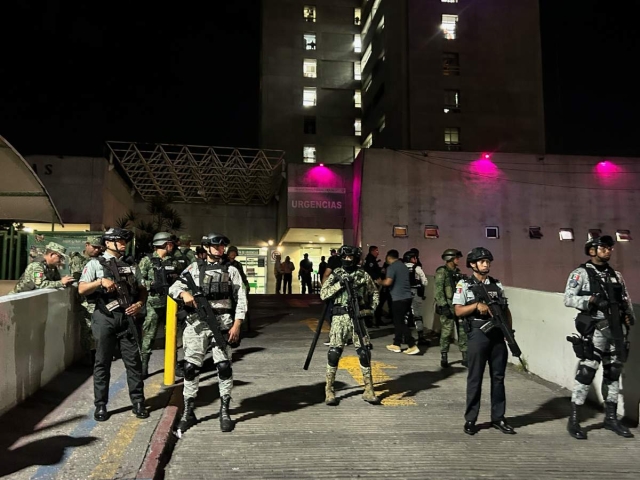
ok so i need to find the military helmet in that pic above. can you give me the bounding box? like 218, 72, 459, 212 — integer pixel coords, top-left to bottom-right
409, 247, 420, 257
201, 233, 230, 247
403, 250, 417, 263
442, 248, 463, 261
338, 245, 361, 270
227, 245, 239, 254
584, 235, 615, 256
466, 247, 493, 268
102, 227, 133, 244
152, 231, 173, 247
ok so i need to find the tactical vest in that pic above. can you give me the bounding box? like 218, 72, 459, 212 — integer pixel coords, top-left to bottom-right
91, 256, 138, 314
148, 254, 178, 296
579, 262, 625, 309
198, 259, 233, 301
407, 263, 420, 287
465, 276, 505, 321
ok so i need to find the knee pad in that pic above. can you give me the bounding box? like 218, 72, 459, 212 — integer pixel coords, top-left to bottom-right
216, 360, 233, 380
603, 363, 622, 382
327, 347, 343, 367
575, 364, 597, 385
184, 361, 201, 381
356, 347, 371, 368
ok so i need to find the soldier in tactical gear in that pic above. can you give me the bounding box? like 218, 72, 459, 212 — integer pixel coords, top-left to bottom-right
403, 250, 430, 345
226, 246, 250, 293
78, 228, 149, 422
564, 234, 635, 440
169, 232, 247, 435
435, 249, 468, 368
9, 242, 74, 294
137, 232, 181, 377
453, 247, 515, 436
320, 245, 380, 406
178, 234, 197, 264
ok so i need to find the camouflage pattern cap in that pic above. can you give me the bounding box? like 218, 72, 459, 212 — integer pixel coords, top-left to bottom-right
46, 242, 67, 257
179, 234, 191, 242
86, 235, 103, 246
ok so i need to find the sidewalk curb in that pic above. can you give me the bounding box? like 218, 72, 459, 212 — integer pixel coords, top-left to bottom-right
137, 384, 182, 480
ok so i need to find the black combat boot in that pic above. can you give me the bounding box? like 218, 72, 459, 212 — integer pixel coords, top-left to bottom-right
461, 352, 468, 368
440, 352, 449, 368
219, 395, 234, 432
175, 360, 185, 378
604, 402, 634, 438
175, 397, 197, 438
141, 354, 150, 378
567, 402, 587, 440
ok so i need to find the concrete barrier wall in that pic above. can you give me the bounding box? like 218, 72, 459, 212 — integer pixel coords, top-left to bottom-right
0, 289, 81, 417
420, 275, 640, 423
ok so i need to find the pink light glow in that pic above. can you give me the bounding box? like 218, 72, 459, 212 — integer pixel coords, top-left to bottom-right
482, 153, 491, 160
469, 158, 499, 176
595, 160, 620, 175
304, 164, 341, 186
319, 163, 324, 167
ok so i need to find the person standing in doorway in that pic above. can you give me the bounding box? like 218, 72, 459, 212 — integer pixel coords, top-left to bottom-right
274, 252, 283, 294
318, 256, 328, 283
281, 256, 295, 294
299, 253, 313, 294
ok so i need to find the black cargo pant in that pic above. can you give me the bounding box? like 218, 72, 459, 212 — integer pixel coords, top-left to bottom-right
92, 310, 145, 406
465, 327, 508, 422
392, 298, 415, 348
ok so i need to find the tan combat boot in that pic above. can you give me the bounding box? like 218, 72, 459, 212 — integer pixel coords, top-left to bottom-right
325, 367, 338, 406
361, 369, 381, 404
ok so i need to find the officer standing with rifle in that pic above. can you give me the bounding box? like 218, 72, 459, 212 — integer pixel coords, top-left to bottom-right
137, 232, 181, 377
169, 233, 247, 435
453, 247, 519, 436
564, 234, 635, 440
78, 228, 149, 422
435, 249, 468, 368
319, 246, 380, 406
403, 250, 429, 345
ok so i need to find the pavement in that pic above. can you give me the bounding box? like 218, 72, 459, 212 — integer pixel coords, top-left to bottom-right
2, 295, 640, 479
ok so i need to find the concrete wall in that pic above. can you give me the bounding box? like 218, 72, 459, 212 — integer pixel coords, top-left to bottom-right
360, 149, 640, 300
0, 289, 82, 417
418, 276, 640, 423
27, 155, 134, 230
261, 0, 362, 164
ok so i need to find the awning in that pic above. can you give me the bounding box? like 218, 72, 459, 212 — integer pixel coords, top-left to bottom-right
0, 135, 63, 224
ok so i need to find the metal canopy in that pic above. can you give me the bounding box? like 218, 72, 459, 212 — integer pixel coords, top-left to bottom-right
106, 141, 286, 205
0, 135, 63, 224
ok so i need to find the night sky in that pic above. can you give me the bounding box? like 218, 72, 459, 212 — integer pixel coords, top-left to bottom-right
0, 1, 638, 157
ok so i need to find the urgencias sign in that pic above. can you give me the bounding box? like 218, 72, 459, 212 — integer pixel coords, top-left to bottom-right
288, 187, 345, 217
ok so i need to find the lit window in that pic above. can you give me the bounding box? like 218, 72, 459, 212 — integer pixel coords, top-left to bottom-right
486, 227, 500, 239
559, 228, 575, 241
444, 89, 460, 113
303, 59, 317, 78
442, 0, 458, 3
378, 115, 386, 133
362, 13, 372, 35
361, 44, 372, 69
354, 90, 362, 108
616, 230, 632, 241
354, 8, 361, 25
304, 33, 317, 50
424, 225, 440, 239
303, 145, 316, 163
444, 127, 460, 149
363, 133, 373, 148
443, 52, 460, 76
304, 6, 316, 22
354, 34, 362, 53
441, 14, 458, 40
354, 61, 361, 80
355, 118, 362, 136
303, 87, 317, 107
393, 225, 408, 238
529, 227, 543, 239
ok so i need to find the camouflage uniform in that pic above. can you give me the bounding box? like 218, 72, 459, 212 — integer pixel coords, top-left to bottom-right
320, 266, 379, 404
137, 252, 181, 366
70, 251, 95, 351
9, 242, 68, 294
179, 246, 197, 264
435, 265, 468, 354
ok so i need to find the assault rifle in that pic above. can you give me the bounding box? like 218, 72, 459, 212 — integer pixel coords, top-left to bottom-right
181, 272, 228, 349
471, 282, 527, 372
101, 257, 142, 351
343, 276, 370, 365
603, 280, 633, 363
303, 301, 330, 370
